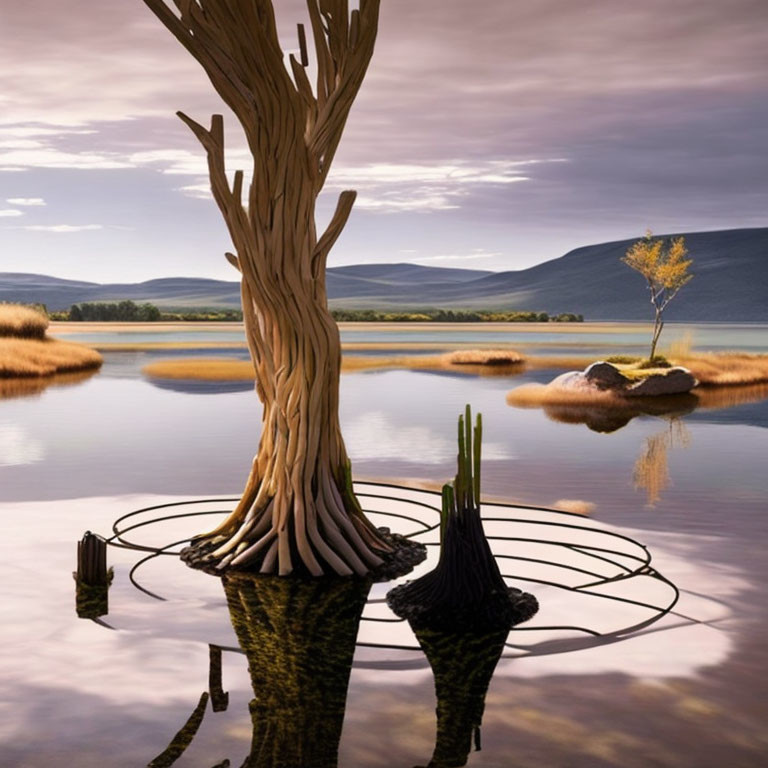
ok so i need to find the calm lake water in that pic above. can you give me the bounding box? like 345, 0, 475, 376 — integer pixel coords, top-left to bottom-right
2, 323, 767, 766
54, 321, 768, 354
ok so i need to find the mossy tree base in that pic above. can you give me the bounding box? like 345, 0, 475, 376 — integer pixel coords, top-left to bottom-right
389, 406, 539, 767
182, 528, 426, 582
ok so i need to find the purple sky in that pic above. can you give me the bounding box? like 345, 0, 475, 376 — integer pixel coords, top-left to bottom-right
1, 0, 766, 282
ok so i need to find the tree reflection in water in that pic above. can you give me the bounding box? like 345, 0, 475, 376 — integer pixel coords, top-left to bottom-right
142, 567, 534, 768
146, 574, 371, 768
222, 573, 372, 768
633, 418, 691, 506
541, 394, 697, 434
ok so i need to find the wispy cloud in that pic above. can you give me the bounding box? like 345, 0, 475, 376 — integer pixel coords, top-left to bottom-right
0, 209, 23, 217
0, 0, 765, 278
176, 182, 212, 200
0, 148, 131, 171
6, 197, 45, 206
0, 126, 97, 139
325, 160, 561, 213
412, 249, 503, 263
21, 224, 103, 233
355, 194, 460, 212
163, 156, 561, 210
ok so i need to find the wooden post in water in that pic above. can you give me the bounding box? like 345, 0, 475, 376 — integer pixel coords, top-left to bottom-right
74, 531, 112, 618
208, 644, 230, 712
77, 531, 108, 584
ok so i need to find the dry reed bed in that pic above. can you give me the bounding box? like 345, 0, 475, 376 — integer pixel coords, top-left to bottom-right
140, 349, 768, 389
445, 349, 524, 365
0, 304, 49, 340
506, 384, 642, 410
142, 357, 256, 381
677, 353, 768, 387
0, 338, 103, 377
142, 349, 526, 381
0, 303, 103, 377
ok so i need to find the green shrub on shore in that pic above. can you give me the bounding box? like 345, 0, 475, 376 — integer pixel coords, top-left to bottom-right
56, 301, 586, 324
62, 301, 244, 322
637, 356, 671, 369
330, 309, 583, 323
69, 301, 161, 322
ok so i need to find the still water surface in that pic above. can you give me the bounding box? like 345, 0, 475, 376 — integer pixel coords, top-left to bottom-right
2, 324, 767, 766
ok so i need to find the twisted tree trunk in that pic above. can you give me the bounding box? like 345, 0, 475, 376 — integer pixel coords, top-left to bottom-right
143, 1, 413, 576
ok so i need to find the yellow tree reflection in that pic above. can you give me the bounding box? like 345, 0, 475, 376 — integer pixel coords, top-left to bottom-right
633, 418, 690, 505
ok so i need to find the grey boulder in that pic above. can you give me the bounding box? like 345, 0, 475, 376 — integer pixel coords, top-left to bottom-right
584, 362, 630, 390
624, 367, 697, 397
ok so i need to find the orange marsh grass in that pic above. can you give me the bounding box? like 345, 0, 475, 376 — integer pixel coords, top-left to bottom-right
0, 303, 49, 340
142, 350, 528, 381
142, 357, 256, 381
0, 304, 103, 377
677, 353, 768, 387
0, 338, 103, 377
140, 348, 768, 389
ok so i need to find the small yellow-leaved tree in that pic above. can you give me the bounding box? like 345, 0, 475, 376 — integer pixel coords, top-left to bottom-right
622, 232, 693, 360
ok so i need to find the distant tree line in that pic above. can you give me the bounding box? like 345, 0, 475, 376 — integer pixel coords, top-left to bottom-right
56, 301, 243, 322
67, 301, 162, 322
330, 309, 584, 323
50, 301, 583, 324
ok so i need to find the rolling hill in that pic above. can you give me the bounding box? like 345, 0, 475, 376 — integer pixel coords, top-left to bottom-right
1, 228, 765, 320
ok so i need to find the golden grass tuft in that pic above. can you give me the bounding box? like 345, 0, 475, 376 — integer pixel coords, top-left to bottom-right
663, 331, 694, 359
0, 303, 49, 340
0, 338, 103, 377
342, 350, 526, 376
142, 350, 528, 381
142, 357, 256, 381
445, 349, 525, 366
506, 383, 628, 409
674, 353, 768, 387
0, 304, 102, 378
552, 499, 595, 516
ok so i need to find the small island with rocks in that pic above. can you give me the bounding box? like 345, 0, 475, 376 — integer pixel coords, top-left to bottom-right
553, 356, 697, 398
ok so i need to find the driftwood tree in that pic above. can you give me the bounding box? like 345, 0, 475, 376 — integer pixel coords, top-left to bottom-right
143, 0, 399, 576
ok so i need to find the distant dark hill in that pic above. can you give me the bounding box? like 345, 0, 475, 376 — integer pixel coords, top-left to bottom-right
328, 228, 768, 321
1, 228, 765, 320
0, 265, 491, 311
0, 273, 240, 311
330, 263, 493, 283
423, 227, 768, 322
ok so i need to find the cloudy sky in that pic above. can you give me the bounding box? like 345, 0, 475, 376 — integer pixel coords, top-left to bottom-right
1, 0, 766, 282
